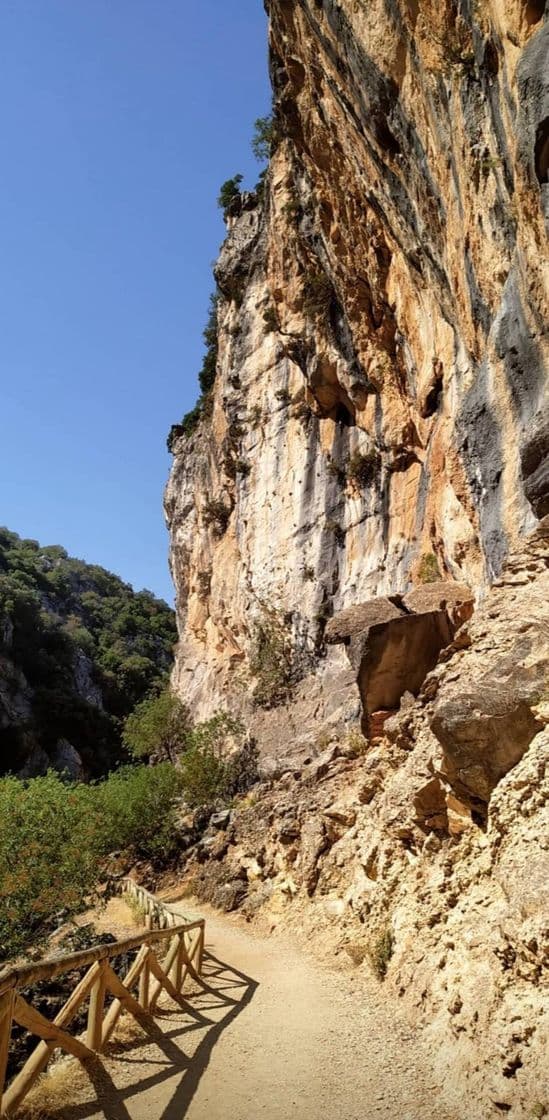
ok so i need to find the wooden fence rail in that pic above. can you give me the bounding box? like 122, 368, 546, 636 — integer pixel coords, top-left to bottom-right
0, 879, 205, 1117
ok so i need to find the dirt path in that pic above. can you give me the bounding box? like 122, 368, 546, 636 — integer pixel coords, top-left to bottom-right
21, 904, 455, 1120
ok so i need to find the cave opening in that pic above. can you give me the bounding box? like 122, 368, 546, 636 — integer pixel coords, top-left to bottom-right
334, 402, 354, 427
534, 117, 549, 185
523, 0, 546, 26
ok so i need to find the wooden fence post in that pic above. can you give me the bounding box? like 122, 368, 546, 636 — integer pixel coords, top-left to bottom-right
138, 952, 151, 1012
86, 962, 106, 1051
197, 924, 205, 974
0, 989, 15, 1115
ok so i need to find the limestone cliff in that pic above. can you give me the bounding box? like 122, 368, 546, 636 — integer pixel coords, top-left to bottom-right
166, 0, 548, 723
165, 4, 548, 1115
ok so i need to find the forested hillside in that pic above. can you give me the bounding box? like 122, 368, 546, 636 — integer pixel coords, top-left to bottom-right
0, 528, 177, 777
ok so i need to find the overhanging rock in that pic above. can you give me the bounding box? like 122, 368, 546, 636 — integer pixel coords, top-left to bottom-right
325, 583, 474, 735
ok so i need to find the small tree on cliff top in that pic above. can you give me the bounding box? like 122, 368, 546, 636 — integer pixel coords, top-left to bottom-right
217, 174, 243, 215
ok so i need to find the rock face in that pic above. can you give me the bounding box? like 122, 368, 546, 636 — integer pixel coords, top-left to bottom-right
177, 523, 549, 1119
430, 517, 549, 806
325, 581, 474, 731
165, 4, 548, 1116
166, 0, 548, 722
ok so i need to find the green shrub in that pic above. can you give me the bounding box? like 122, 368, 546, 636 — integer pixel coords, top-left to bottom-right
217, 174, 243, 215
167, 291, 219, 451
252, 115, 279, 162
345, 727, 368, 757
327, 457, 346, 485
254, 167, 268, 202
96, 763, 183, 862
368, 927, 394, 980
417, 552, 441, 583
302, 269, 333, 316
179, 712, 246, 808
0, 763, 185, 960
0, 772, 101, 960
249, 612, 292, 708
203, 499, 231, 534
122, 689, 190, 761
347, 449, 379, 489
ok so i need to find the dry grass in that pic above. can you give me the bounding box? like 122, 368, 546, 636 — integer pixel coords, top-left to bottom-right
12, 1054, 85, 1119
125, 894, 148, 926
343, 939, 368, 966
12, 1011, 146, 1119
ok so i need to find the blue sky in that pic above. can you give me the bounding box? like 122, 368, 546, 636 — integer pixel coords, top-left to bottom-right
0, 0, 270, 603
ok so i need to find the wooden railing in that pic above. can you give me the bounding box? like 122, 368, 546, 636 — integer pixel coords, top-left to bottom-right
0, 879, 205, 1117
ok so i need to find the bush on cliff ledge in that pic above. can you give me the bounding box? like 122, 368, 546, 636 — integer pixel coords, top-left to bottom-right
167, 291, 219, 451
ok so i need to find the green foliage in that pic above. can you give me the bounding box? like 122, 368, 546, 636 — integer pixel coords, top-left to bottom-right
368, 927, 394, 980
122, 689, 190, 761
95, 763, 183, 861
179, 712, 246, 808
0, 529, 177, 777
345, 727, 369, 757
0, 764, 184, 960
167, 292, 219, 451
217, 174, 243, 215
0, 772, 100, 959
252, 115, 278, 162
249, 613, 292, 708
302, 268, 333, 316
417, 552, 441, 583
327, 457, 347, 485
346, 449, 379, 489
203, 499, 231, 534
254, 167, 268, 202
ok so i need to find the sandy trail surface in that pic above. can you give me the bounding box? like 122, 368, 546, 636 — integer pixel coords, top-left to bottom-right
22, 903, 455, 1120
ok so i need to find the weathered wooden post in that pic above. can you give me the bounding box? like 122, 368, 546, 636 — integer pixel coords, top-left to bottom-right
86, 962, 106, 1051
0, 989, 15, 1116
139, 952, 151, 1011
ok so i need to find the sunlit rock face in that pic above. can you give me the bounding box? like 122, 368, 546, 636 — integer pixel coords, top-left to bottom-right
165, 0, 548, 725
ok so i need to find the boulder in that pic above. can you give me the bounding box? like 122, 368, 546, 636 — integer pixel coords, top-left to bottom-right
326, 583, 474, 734
430, 521, 548, 806
210, 809, 231, 830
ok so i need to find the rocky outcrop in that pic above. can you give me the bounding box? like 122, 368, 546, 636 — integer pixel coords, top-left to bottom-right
430, 517, 548, 806
166, 0, 548, 722
177, 523, 548, 1118
325, 581, 474, 732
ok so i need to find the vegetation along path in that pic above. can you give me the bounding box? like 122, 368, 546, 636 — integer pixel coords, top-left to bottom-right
21, 903, 457, 1120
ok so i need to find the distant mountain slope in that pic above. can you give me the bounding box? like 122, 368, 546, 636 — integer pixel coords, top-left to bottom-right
0, 528, 177, 777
